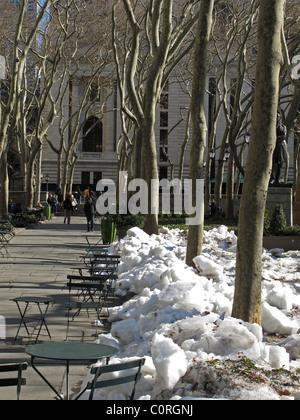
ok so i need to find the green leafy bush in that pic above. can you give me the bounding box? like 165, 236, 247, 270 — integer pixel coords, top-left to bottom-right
11, 214, 37, 228
264, 209, 271, 236
112, 213, 145, 230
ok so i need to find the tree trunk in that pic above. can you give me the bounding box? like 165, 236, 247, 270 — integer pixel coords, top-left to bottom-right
0, 152, 9, 216
25, 163, 35, 209
225, 153, 235, 219
186, 0, 214, 267
294, 140, 300, 224
141, 121, 159, 236
232, 0, 285, 324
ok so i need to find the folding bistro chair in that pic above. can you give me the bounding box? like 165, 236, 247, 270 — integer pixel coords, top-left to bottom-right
0, 363, 28, 400
74, 265, 117, 277
0, 230, 15, 257
76, 358, 145, 400
81, 253, 120, 268
66, 274, 117, 302
65, 274, 117, 321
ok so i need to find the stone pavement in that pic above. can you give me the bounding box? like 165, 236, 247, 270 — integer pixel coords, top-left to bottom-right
0, 213, 119, 400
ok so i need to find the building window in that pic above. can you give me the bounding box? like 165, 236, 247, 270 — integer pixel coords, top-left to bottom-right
82, 116, 103, 153
82, 171, 90, 186
160, 129, 168, 162
160, 111, 168, 127
93, 172, 102, 186
159, 166, 168, 180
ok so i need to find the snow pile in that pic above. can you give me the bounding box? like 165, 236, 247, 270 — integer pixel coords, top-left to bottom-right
78, 226, 300, 400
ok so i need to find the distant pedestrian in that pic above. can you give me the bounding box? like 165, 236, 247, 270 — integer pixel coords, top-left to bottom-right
84, 197, 96, 232
48, 193, 58, 214
71, 194, 78, 212
210, 199, 217, 217
63, 194, 73, 224
83, 187, 90, 203
56, 188, 63, 210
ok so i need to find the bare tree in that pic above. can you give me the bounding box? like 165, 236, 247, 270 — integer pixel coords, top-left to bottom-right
0, 0, 57, 214
280, 1, 300, 223
44, 0, 114, 198
185, 0, 215, 267
232, 0, 285, 324
112, 0, 199, 235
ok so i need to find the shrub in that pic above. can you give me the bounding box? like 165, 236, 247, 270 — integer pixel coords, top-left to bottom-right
112, 213, 145, 230
281, 225, 300, 236
269, 204, 287, 236
264, 209, 271, 236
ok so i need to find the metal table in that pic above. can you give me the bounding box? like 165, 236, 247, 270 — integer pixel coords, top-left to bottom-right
25, 342, 120, 400
11, 296, 53, 343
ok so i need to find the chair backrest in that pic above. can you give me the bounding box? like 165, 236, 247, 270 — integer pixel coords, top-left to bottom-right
87, 358, 145, 400
0, 363, 28, 400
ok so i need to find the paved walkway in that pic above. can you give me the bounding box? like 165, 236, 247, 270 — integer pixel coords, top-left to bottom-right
0, 214, 118, 400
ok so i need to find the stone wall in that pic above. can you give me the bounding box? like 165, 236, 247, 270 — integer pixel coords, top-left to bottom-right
220, 186, 293, 226
266, 186, 293, 226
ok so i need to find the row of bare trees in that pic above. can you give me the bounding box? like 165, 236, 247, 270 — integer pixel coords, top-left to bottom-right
112, 0, 299, 324
1, 1, 298, 219
0, 0, 299, 323
0, 0, 114, 209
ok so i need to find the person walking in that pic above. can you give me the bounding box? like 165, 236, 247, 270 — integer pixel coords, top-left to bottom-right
63, 194, 73, 224
71, 194, 78, 212
49, 193, 58, 214
84, 196, 96, 232
83, 187, 90, 203
210, 199, 217, 218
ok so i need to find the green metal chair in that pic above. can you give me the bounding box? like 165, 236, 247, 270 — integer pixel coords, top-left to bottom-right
0, 362, 28, 400
76, 358, 145, 400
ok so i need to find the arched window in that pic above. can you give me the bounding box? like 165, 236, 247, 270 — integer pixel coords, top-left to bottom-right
82, 116, 103, 153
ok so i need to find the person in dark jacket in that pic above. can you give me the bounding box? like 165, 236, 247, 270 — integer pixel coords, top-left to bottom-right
63, 194, 73, 224
84, 196, 96, 232
210, 199, 217, 217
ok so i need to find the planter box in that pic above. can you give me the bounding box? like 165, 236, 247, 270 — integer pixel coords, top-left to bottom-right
101, 218, 117, 244
263, 236, 300, 251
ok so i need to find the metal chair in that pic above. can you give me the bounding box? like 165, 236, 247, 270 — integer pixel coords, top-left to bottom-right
76, 358, 145, 400
0, 362, 28, 400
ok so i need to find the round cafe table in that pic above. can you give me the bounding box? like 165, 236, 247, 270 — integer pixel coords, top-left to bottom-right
25, 342, 119, 400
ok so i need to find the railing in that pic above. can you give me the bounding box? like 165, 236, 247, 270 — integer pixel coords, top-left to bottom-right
81, 153, 102, 159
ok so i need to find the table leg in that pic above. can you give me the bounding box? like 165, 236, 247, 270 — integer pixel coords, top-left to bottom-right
13, 300, 52, 343
0, 243, 8, 258
0, 234, 12, 257
14, 302, 30, 341
66, 360, 70, 400
30, 356, 64, 400
36, 302, 52, 342
0, 245, 5, 257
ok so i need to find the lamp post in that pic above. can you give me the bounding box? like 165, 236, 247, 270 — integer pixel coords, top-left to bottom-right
224, 149, 230, 161
209, 149, 216, 160
245, 133, 250, 145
